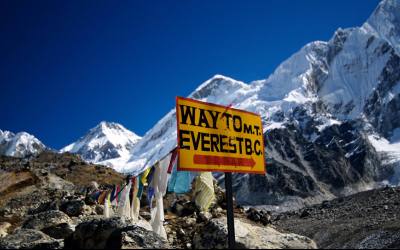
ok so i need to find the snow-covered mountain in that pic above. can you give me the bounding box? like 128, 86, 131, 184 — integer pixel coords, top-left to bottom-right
107, 0, 400, 211
60, 121, 141, 164
0, 129, 46, 157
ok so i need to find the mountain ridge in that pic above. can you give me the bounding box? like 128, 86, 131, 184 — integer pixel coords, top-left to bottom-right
114, 0, 400, 211
0, 129, 47, 158
60, 121, 141, 164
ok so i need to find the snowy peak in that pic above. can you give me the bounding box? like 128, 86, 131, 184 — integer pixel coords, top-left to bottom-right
364, 0, 400, 54
189, 74, 250, 105
89, 121, 139, 140
0, 130, 46, 157
60, 121, 141, 164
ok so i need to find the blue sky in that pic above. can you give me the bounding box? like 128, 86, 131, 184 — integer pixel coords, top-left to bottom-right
0, 0, 380, 149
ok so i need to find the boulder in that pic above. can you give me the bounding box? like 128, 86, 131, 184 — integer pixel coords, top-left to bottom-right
60, 200, 85, 217
64, 216, 129, 249
246, 208, 272, 225
211, 207, 224, 218
171, 200, 197, 217
135, 218, 153, 231
38, 173, 75, 192
106, 225, 169, 249
22, 210, 72, 230
0, 229, 63, 249
198, 211, 212, 222
193, 217, 317, 249
300, 209, 311, 218
81, 205, 94, 216
95, 205, 104, 215
139, 211, 151, 221
28, 200, 60, 215
22, 210, 73, 239
41, 222, 75, 239
0, 222, 11, 238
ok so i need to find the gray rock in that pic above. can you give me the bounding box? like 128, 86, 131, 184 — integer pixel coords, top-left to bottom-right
95, 204, 104, 215
198, 211, 213, 222
64, 216, 128, 249
0, 229, 63, 249
193, 217, 317, 249
139, 211, 151, 221
81, 205, 94, 216
42, 223, 74, 240
28, 201, 60, 215
22, 210, 73, 239
23, 210, 71, 230
246, 208, 272, 225
300, 209, 311, 218
0, 222, 11, 238
60, 200, 85, 217
106, 225, 169, 249
38, 173, 76, 192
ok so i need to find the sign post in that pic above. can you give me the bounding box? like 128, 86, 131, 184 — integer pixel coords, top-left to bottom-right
225, 172, 235, 248
175, 96, 266, 248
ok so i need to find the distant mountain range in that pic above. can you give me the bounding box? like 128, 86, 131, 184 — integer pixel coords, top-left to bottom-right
1, 0, 399, 211
0, 129, 46, 158
0, 121, 141, 166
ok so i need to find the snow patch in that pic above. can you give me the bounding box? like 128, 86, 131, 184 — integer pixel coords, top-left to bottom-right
316, 118, 342, 132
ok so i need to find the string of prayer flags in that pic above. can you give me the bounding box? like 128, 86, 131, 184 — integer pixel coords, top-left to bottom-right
117, 185, 124, 202
159, 153, 171, 196
147, 187, 155, 208
141, 167, 152, 186
91, 191, 101, 202
110, 185, 116, 202
117, 179, 132, 218
167, 147, 178, 174
146, 167, 156, 186
137, 180, 144, 199
194, 172, 215, 211
104, 192, 113, 218
150, 164, 167, 239
98, 190, 108, 205
146, 164, 158, 208
167, 161, 177, 193
116, 185, 121, 204
130, 177, 140, 221
168, 162, 192, 194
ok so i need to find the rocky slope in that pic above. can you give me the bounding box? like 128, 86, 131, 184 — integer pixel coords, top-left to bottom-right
0, 152, 316, 249
272, 186, 400, 249
0, 151, 398, 249
60, 121, 141, 169
0, 151, 125, 226
109, 0, 400, 211
0, 129, 46, 158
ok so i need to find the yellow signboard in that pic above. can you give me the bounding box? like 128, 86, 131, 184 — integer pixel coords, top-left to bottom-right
176, 96, 265, 174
